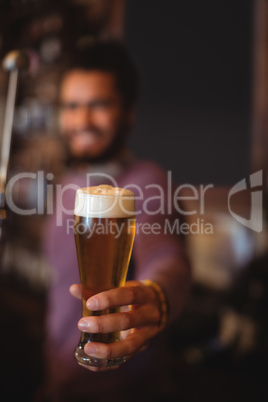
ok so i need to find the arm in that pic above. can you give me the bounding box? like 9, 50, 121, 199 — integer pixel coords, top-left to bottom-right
70, 170, 191, 371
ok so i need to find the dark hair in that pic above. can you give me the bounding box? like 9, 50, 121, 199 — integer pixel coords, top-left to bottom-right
65, 39, 140, 109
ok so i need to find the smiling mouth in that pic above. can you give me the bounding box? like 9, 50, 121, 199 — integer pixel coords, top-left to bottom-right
73, 130, 103, 139
71, 131, 104, 144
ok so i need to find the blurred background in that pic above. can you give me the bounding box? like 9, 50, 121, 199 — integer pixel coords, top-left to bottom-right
0, 0, 268, 401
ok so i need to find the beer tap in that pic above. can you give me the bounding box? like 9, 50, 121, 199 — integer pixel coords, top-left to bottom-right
0, 50, 30, 256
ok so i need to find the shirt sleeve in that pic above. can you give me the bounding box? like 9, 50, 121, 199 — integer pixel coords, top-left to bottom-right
121, 161, 192, 323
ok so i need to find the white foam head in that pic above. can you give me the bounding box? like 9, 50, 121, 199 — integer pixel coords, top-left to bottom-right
74, 185, 135, 218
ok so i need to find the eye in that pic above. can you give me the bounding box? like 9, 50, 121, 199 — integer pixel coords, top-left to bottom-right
89, 100, 112, 109
61, 102, 79, 111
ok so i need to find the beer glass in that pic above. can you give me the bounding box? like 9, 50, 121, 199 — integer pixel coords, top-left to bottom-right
73, 185, 136, 367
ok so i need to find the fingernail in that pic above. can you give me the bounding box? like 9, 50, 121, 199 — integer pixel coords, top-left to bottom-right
78, 319, 91, 331
85, 343, 97, 355
86, 297, 98, 310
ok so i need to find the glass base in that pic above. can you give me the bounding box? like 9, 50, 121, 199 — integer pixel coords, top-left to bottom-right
74, 343, 126, 367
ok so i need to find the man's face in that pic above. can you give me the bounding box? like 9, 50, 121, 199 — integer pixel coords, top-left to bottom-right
59, 70, 128, 160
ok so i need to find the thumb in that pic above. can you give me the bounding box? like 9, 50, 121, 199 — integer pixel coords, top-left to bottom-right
69, 284, 82, 299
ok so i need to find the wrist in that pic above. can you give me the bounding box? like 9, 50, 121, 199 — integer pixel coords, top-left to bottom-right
141, 279, 168, 331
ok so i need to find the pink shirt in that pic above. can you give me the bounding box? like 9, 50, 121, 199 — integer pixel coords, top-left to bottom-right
43, 158, 191, 398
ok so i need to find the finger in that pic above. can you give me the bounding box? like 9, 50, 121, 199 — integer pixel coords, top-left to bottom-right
78, 304, 160, 333
86, 284, 155, 311
69, 284, 82, 299
120, 328, 132, 340
84, 325, 159, 360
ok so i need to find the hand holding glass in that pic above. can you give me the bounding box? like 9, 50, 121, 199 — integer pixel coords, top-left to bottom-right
73, 185, 136, 367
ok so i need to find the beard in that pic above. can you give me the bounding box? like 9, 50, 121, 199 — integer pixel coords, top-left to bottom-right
62, 123, 129, 168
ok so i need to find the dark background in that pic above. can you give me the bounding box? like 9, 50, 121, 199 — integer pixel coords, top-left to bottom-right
125, 0, 253, 186
0, 0, 254, 186
1, 2, 264, 401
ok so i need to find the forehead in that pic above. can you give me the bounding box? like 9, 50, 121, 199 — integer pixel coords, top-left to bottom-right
60, 69, 119, 101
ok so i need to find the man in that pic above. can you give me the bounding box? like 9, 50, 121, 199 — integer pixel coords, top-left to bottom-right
42, 40, 191, 401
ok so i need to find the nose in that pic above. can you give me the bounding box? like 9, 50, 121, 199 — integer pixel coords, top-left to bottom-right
74, 105, 93, 129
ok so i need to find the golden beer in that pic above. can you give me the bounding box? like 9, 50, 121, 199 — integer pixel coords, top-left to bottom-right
73, 185, 136, 367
